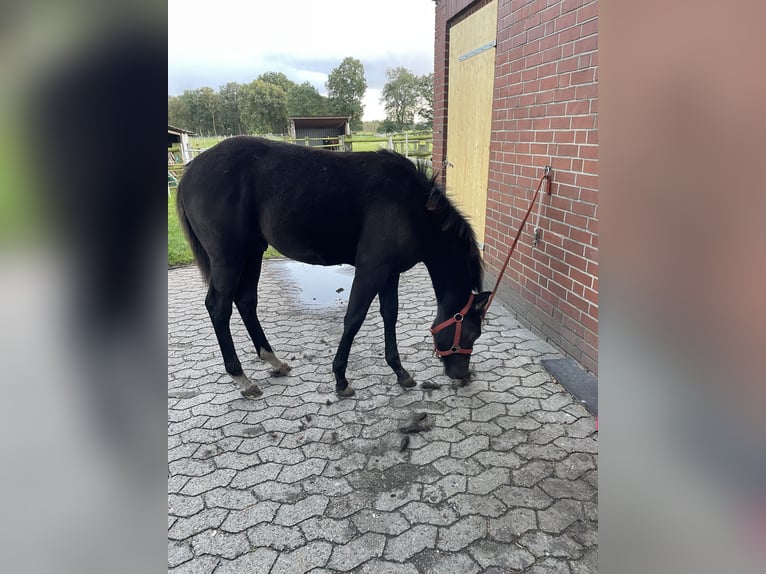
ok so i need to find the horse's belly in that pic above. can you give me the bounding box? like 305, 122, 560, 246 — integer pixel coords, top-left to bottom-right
258, 206, 359, 266
266, 232, 356, 267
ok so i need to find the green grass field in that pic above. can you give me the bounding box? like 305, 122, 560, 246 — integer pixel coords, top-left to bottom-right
167, 190, 192, 266
188, 136, 227, 151
168, 190, 280, 267
349, 133, 389, 152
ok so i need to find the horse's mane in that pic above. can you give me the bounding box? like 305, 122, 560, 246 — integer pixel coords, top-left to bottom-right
375, 150, 484, 292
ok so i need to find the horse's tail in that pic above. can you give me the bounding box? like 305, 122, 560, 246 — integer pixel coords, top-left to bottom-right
176, 179, 211, 283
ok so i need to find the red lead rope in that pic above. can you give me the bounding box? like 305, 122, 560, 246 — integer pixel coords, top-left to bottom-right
486, 170, 551, 311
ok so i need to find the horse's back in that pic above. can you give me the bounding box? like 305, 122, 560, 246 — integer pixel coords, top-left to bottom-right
179, 136, 429, 268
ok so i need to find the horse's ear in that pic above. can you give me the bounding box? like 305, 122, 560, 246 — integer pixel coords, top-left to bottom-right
473, 291, 492, 317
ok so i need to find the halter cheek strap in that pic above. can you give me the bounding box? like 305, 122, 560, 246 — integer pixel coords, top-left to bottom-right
430, 294, 475, 357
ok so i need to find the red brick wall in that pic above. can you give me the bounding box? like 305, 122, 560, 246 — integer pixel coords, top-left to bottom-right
434, 0, 599, 374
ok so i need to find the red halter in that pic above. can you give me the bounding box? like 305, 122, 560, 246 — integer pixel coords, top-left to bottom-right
430, 294, 475, 357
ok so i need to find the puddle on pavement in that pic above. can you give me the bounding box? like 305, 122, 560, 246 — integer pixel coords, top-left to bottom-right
274, 259, 355, 306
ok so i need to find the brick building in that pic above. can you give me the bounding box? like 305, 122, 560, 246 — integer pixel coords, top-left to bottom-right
433, 0, 598, 374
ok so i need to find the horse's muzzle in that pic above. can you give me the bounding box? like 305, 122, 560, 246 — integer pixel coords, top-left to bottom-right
443, 354, 471, 380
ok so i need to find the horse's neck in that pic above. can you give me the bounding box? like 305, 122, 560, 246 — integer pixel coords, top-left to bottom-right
424, 256, 472, 320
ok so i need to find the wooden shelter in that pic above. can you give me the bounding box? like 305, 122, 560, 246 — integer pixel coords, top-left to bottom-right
168, 124, 194, 164
288, 116, 351, 150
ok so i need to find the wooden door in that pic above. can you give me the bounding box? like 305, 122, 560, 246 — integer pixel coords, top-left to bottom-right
446, 0, 498, 248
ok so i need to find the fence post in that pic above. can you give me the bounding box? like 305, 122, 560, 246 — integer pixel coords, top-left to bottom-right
405, 133, 409, 158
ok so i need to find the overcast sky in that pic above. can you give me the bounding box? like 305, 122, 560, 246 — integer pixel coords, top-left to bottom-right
168, 0, 436, 121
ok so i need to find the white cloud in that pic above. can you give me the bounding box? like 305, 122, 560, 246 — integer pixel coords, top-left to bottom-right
292, 69, 329, 87
168, 0, 435, 121
363, 88, 385, 121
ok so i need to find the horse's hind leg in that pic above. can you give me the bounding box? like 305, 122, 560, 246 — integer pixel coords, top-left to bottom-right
379, 273, 416, 388
206, 262, 262, 397
234, 250, 291, 376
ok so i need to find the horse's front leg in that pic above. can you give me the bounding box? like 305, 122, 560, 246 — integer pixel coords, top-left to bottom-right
332, 268, 385, 397
378, 273, 416, 388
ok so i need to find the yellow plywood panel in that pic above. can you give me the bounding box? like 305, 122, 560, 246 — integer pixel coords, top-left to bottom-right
446, 0, 497, 248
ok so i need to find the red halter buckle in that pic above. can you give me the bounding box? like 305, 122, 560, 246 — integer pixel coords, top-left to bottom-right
430, 294, 475, 357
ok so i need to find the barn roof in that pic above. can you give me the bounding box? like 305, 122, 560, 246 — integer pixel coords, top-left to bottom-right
168, 124, 194, 135
289, 116, 350, 129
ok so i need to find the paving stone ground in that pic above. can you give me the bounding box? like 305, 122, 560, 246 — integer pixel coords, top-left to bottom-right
169, 261, 598, 573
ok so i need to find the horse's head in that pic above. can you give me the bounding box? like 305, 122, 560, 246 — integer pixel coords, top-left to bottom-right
431, 291, 491, 380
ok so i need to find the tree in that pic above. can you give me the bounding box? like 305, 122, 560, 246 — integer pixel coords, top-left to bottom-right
257, 72, 296, 94
288, 82, 330, 117
218, 82, 244, 135
179, 89, 210, 135
326, 57, 367, 130
198, 86, 220, 136
240, 80, 289, 134
380, 67, 423, 132
168, 95, 191, 130
417, 72, 434, 129
361, 120, 382, 134
378, 118, 398, 134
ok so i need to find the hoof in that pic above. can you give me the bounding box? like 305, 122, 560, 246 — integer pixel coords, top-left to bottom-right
272, 362, 292, 377
240, 385, 263, 397
398, 375, 417, 388
335, 386, 356, 398
274, 363, 293, 375
450, 379, 470, 389
260, 351, 292, 376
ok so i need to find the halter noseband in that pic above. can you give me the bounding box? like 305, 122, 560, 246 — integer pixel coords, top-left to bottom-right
430, 294, 475, 357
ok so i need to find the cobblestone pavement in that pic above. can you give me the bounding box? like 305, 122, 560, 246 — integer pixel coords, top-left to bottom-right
169, 261, 598, 573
